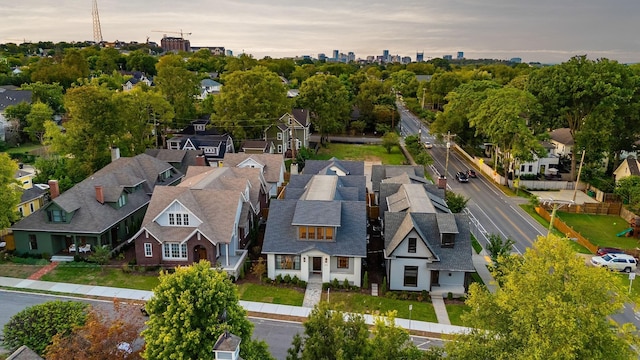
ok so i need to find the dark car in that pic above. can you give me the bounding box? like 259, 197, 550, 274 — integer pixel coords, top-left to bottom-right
596, 247, 625, 257
467, 169, 477, 178
455, 171, 469, 183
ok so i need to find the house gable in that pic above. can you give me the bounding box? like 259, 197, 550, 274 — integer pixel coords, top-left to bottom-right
153, 200, 203, 227
389, 228, 435, 259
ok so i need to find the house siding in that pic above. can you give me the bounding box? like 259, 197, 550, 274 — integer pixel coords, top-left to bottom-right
388, 257, 431, 291
134, 231, 218, 267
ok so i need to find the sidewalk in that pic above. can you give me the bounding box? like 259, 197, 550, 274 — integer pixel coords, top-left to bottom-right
472, 252, 498, 293
0, 276, 470, 336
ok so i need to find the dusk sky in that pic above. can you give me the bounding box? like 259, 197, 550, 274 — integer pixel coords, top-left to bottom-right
2, 0, 639, 64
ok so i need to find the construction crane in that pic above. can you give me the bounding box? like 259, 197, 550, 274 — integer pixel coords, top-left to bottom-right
151, 30, 192, 39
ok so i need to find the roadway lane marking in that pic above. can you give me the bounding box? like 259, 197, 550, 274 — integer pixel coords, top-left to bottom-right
492, 205, 535, 248
509, 205, 545, 237
471, 205, 509, 240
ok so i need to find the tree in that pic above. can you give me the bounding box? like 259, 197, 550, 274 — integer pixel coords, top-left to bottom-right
251, 257, 267, 283
88, 244, 111, 272
3, 101, 31, 143
154, 54, 199, 129
444, 190, 468, 213
485, 234, 516, 263
298, 74, 351, 144
213, 66, 290, 140
382, 132, 399, 153
615, 175, 640, 211
3, 301, 88, 355
0, 153, 21, 228
442, 235, 639, 360
45, 300, 145, 360
369, 314, 425, 360
390, 69, 418, 98
25, 102, 54, 143
142, 261, 273, 360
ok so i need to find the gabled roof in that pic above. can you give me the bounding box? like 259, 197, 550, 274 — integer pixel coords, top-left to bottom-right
379, 182, 448, 214
286, 174, 366, 201
12, 154, 182, 234
549, 128, 574, 146
145, 149, 207, 173
371, 164, 426, 192
19, 186, 47, 204
302, 158, 364, 176
292, 200, 342, 226
222, 153, 284, 184
240, 140, 271, 152
291, 109, 310, 127
384, 212, 474, 272
0, 88, 32, 111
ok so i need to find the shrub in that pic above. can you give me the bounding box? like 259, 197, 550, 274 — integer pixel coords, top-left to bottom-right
448, 292, 454, 300
121, 263, 132, 274
332, 278, 340, 289
292, 275, 300, 286
41, 252, 51, 261
363, 271, 369, 289
298, 280, 307, 288
343, 278, 349, 289
284, 274, 292, 284
276, 274, 283, 284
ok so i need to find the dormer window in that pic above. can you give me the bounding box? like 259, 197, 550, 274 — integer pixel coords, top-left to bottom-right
441, 233, 455, 248
298, 226, 333, 240
117, 194, 127, 207
48, 209, 66, 223
160, 169, 172, 181
169, 212, 190, 226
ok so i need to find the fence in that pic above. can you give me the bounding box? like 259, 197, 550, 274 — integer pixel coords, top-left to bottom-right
535, 206, 599, 253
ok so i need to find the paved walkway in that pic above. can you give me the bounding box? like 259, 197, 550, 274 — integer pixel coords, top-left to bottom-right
431, 294, 451, 325
472, 253, 498, 293
302, 275, 323, 308
27, 261, 59, 280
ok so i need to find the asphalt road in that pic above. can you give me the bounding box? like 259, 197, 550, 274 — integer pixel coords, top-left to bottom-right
0, 290, 445, 359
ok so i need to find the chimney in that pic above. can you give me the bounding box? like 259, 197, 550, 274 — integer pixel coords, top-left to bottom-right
48, 180, 60, 199
95, 186, 105, 204
437, 175, 447, 189
111, 147, 120, 162
195, 154, 206, 166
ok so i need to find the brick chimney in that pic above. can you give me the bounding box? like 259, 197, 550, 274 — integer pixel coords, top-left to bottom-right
111, 147, 120, 162
95, 185, 104, 204
195, 154, 206, 166
437, 175, 447, 189
48, 180, 60, 199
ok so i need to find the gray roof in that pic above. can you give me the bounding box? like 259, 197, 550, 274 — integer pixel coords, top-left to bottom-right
0, 88, 32, 111
145, 149, 207, 173
12, 154, 182, 234
371, 164, 425, 192
292, 200, 342, 226
262, 200, 366, 257
384, 212, 474, 272
379, 183, 448, 214
549, 128, 574, 146
222, 153, 284, 184
19, 186, 47, 204
302, 158, 364, 176
287, 174, 366, 201
6, 345, 43, 360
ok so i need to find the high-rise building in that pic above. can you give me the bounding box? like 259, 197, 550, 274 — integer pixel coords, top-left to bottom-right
416, 52, 424, 62
510, 57, 522, 63
318, 53, 326, 61
226, 49, 233, 57
383, 49, 390, 62
401, 56, 412, 64
347, 52, 355, 62
443, 54, 453, 60
457, 51, 464, 60
160, 36, 191, 52
333, 49, 339, 60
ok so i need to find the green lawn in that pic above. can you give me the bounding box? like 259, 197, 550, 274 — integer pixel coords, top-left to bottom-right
4, 143, 43, 154
555, 212, 640, 249
236, 283, 305, 306
446, 303, 471, 326
322, 292, 437, 322
40, 263, 160, 291
520, 204, 592, 254
313, 143, 407, 165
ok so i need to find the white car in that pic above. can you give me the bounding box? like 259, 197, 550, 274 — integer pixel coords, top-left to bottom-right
590, 253, 637, 272
424, 141, 433, 149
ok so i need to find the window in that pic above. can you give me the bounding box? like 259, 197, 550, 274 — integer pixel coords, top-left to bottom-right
307, 226, 316, 240
520, 165, 525, 172
275, 255, 300, 270
277, 132, 283, 141
49, 209, 66, 223
163, 242, 187, 259
528, 165, 533, 172
160, 169, 172, 180
29, 235, 37, 250
168, 213, 190, 226
299, 226, 308, 239
117, 194, 127, 207
144, 243, 153, 257
404, 266, 418, 287
408, 238, 417, 253
441, 233, 455, 248
29, 203, 34, 213
325, 227, 333, 240
337, 257, 349, 269
277, 145, 283, 153
19, 207, 23, 216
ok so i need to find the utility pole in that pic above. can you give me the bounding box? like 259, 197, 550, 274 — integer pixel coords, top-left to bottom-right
442, 131, 456, 179
421, 88, 426, 109
572, 149, 586, 203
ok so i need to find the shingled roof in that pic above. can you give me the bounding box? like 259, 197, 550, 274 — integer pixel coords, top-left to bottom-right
222, 153, 284, 184
302, 158, 364, 176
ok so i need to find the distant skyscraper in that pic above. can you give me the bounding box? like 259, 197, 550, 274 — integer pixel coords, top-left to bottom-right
457, 51, 464, 60
318, 53, 326, 61
401, 56, 412, 64
347, 52, 355, 62
510, 57, 522, 63
226, 49, 233, 57
383, 49, 390, 62
416, 52, 424, 62
333, 49, 339, 60
443, 54, 453, 60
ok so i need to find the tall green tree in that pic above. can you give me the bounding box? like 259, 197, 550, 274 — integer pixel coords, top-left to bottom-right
155, 54, 199, 130
298, 74, 351, 144
24, 102, 54, 143
213, 66, 290, 140
142, 261, 273, 360
0, 153, 21, 228
3, 101, 31, 143
21, 82, 64, 113
442, 235, 639, 360
390, 69, 418, 98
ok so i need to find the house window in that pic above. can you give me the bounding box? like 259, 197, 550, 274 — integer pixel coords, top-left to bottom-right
521, 165, 525, 172
404, 266, 418, 287
117, 194, 127, 207
325, 227, 333, 240
307, 226, 316, 240
49, 209, 66, 223
29, 203, 34, 213
408, 238, 417, 253
168, 213, 190, 226
277, 132, 283, 141
299, 226, 308, 240
29, 234, 38, 250
19, 207, 24, 216
275, 255, 300, 270
163, 242, 187, 259
316, 227, 324, 239
441, 233, 455, 248
337, 257, 349, 269
144, 243, 153, 257
528, 165, 533, 172
277, 145, 283, 153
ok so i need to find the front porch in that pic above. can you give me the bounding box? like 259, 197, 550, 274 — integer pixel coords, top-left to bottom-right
430, 284, 466, 298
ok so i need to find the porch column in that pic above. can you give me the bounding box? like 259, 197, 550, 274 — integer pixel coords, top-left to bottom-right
225, 244, 230, 266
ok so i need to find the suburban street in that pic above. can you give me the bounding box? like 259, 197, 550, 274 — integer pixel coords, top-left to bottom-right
0, 290, 444, 359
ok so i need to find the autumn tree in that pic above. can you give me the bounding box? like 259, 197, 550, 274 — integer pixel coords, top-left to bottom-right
0, 153, 21, 228
298, 74, 351, 144
45, 300, 145, 360
142, 261, 274, 360
3, 301, 88, 355
441, 235, 639, 360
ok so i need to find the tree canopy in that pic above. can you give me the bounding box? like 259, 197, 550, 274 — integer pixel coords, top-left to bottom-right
0, 153, 21, 228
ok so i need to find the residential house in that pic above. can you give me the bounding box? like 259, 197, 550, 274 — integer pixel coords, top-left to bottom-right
264, 109, 311, 156
11, 151, 183, 257
0, 86, 32, 141
122, 72, 153, 91
17, 184, 48, 218
302, 158, 365, 176
223, 152, 285, 198
549, 128, 574, 158
199, 78, 222, 99
144, 148, 209, 174
371, 164, 428, 203
262, 172, 367, 286
166, 119, 234, 167
515, 141, 559, 178
240, 140, 273, 154
614, 157, 640, 183
130, 166, 267, 277
14, 169, 35, 190
381, 182, 473, 295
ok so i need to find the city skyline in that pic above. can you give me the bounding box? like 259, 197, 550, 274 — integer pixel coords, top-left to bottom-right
2, 1, 639, 64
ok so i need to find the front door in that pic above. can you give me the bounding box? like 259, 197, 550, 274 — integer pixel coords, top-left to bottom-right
313, 257, 322, 273
198, 247, 207, 261
431, 270, 440, 287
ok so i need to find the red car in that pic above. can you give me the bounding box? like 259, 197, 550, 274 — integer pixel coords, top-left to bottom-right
596, 247, 625, 257
467, 169, 477, 178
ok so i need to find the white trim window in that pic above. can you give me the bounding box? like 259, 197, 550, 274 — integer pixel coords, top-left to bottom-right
277, 132, 283, 141
168, 212, 190, 226
144, 243, 153, 257
163, 242, 187, 259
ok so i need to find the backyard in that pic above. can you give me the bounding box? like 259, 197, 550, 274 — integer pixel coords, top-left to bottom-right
312, 143, 406, 165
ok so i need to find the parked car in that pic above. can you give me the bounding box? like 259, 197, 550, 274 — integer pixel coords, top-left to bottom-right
424, 141, 433, 149
467, 169, 477, 178
596, 247, 625, 256
590, 253, 637, 272
455, 171, 469, 183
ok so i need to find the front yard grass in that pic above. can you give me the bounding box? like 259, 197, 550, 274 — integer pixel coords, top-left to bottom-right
322, 292, 437, 323
313, 143, 406, 165
445, 302, 471, 326
0, 256, 49, 278
236, 283, 305, 306
40, 262, 160, 291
